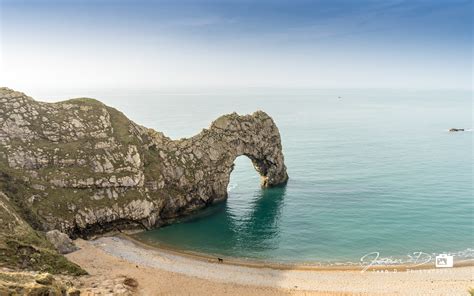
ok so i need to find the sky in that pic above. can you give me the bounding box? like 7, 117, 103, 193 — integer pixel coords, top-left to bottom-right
0, 0, 472, 93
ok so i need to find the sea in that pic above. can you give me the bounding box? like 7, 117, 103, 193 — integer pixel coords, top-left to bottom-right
37, 88, 473, 265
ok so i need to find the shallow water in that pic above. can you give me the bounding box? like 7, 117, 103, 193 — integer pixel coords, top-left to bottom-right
41, 88, 474, 264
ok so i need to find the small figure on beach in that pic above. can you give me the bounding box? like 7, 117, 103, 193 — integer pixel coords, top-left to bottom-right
449, 128, 464, 132
218, 257, 224, 263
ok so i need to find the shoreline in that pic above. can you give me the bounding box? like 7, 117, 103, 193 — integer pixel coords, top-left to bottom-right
124, 233, 473, 272
65, 235, 474, 295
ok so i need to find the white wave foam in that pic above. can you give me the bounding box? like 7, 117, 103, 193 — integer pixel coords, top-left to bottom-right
227, 183, 237, 192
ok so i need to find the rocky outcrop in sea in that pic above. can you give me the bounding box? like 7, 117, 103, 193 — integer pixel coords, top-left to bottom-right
0, 87, 288, 274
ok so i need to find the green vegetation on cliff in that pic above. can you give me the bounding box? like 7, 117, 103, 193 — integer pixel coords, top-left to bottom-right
0, 188, 85, 275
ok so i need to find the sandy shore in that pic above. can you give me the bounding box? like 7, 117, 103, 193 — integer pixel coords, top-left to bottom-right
66, 236, 474, 295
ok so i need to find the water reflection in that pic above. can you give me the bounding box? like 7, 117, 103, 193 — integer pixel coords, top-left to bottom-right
232, 186, 287, 253
134, 186, 287, 258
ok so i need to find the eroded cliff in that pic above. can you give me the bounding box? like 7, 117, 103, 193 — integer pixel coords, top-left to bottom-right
0, 87, 288, 271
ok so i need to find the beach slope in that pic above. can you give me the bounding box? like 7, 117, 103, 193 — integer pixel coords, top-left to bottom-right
66, 237, 474, 296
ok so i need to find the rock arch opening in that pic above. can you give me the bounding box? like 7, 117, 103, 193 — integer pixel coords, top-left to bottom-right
227, 155, 261, 193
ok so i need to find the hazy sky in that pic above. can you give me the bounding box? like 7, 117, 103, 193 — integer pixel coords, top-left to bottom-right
0, 0, 472, 93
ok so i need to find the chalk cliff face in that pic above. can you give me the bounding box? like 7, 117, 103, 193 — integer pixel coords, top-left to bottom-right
0, 87, 288, 249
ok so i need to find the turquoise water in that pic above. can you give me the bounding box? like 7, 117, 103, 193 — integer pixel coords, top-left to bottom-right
45, 88, 474, 264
